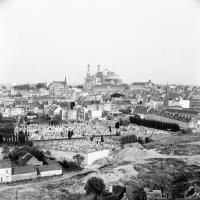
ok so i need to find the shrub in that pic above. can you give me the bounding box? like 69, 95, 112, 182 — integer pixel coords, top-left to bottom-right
85, 177, 106, 199
121, 134, 138, 145
181, 128, 193, 134
60, 160, 80, 171
73, 154, 85, 168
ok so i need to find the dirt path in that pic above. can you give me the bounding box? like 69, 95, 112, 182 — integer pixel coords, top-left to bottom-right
0, 169, 91, 192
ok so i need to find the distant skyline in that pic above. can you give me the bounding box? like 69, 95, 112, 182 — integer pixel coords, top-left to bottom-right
0, 0, 200, 85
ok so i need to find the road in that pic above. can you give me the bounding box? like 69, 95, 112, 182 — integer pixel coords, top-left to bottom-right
0, 169, 93, 192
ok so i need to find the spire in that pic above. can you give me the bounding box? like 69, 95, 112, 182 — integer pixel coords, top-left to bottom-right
64, 75, 67, 88
166, 82, 169, 93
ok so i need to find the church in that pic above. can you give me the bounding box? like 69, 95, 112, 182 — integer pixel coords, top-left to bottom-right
83, 64, 123, 92
48, 76, 68, 96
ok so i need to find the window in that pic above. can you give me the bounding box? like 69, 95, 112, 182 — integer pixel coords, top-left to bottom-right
6, 170, 8, 173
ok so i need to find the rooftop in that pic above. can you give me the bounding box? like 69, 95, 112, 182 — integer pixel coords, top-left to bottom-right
0, 159, 12, 169
12, 166, 36, 175
38, 164, 61, 172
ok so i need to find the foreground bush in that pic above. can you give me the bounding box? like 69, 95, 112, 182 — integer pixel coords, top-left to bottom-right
85, 177, 106, 200
60, 160, 81, 171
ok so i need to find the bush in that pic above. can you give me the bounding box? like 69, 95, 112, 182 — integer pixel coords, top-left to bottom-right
85, 177, 106, 199
181, 128, 193, 134
2, 144, 10, 158
73, 154, 85, 168
60, 160, 80, 171
102, 194, 119, 200
144, 137, 153, 144
121, 134, 138, 145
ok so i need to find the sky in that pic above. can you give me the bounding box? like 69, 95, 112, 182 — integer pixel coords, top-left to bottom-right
0, 0, 200, 85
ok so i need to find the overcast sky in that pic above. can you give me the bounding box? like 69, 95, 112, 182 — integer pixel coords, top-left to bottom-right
0, 0, 200, 85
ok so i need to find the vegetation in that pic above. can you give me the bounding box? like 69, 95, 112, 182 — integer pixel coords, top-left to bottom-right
85, 177, 106, 200
36, 83, 47, 89
124, 182, 147, 200
121, 134, 153, 145
14, 84, 32, 90
45, 150, 51, 155
181, 128, 193, 134
138, 171, 174, 196
132, 158, 200, 198
73, 154, 85, 168
2, 144, 10, 158
60, 160, 81, 171
121, 134, 138, 144
0, 116, 30, 146
0, 130, 30, 146
9, 145, 46, 164
130, 116, 180, 131
68, 130, 74, 139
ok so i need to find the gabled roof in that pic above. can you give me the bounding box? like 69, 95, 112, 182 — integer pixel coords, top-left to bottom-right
141, 106, 194, 123
38, 164, 62, 172
0, 159, 11, 169
188, 192, 200, 200
164, 92, 181, 101
21, 152, 33, 163
164, 108, 199, 115
48, 81, 65, 88
12, 166, 36, 175
19, 152, 41, 166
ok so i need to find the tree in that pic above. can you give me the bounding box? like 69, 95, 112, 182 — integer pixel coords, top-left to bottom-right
45, 150, 51, 156
36, 83, 47, 89
2, 144, 10, 158
131, 187, 147, 200
85, 177, 106, 200
73, 154, 85, 168
9, 145, 45, 163
138, 171, 174, 196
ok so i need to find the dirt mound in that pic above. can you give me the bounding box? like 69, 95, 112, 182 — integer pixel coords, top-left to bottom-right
118, 145, 162, 162
124, 142, 144, 149
82, 164, 137, 184
92, 157, 113, 166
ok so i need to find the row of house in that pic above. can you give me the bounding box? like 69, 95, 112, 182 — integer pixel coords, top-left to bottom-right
134, 105, 200, 129
0, 159, 62, 183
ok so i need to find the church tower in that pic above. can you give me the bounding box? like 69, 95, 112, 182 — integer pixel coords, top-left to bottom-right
64, 75, 67, 90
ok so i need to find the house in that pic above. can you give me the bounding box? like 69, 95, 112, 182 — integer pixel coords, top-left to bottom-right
38, 164, 62, 177
0, 159, 12, 183
188, 192, 200, 200
92, 84, 126, 93
131, 80, 154, 90
134, 105, 198, 129
45, 104, 66, 120
190, 98, 200, 112
18, 153, 43, 167
12, 166, 37, 182
163, 93, 190, 109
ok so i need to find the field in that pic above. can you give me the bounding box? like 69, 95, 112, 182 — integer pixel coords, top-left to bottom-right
1, 128, 200, 200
